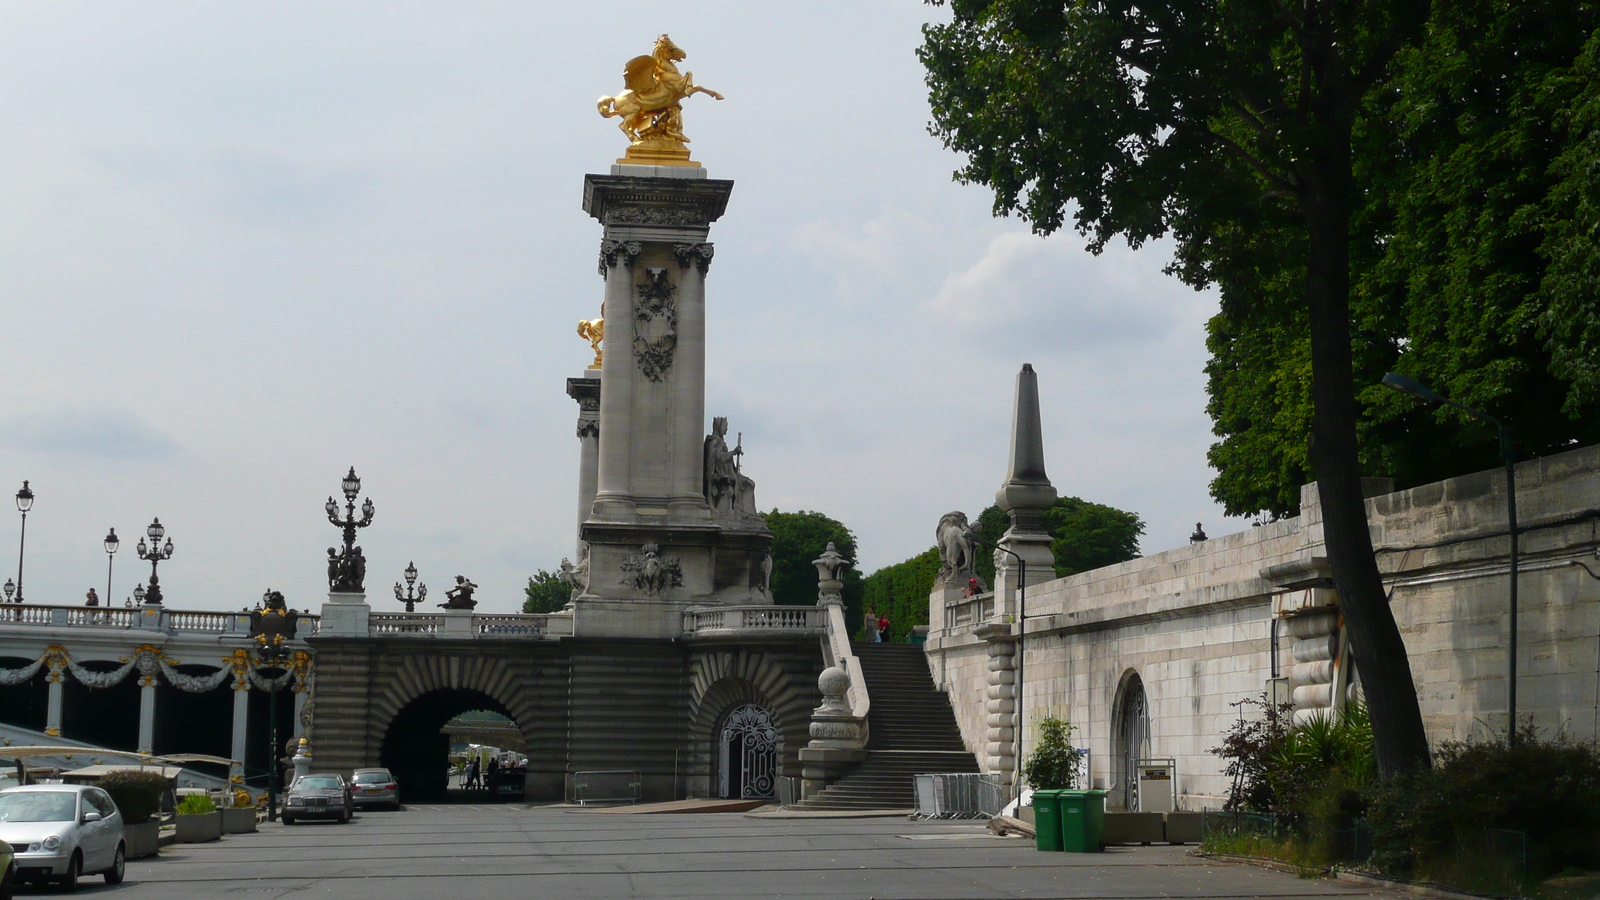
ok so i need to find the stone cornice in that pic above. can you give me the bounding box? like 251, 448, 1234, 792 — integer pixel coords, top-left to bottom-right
583, 175, 734, 228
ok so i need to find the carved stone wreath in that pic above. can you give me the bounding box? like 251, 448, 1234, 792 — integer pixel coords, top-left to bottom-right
633, 267, 679, 382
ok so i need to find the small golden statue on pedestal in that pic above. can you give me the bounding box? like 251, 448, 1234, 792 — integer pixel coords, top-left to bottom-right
577, 305, 605, 369
597, 34, 723, 167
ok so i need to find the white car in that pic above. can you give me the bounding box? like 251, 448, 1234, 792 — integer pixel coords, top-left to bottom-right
0, 784, 125, 891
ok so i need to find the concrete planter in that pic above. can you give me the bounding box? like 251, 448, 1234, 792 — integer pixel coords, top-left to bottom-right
221, 807, 258, 834
174, 811, 223, 843
1164, 812, 1203, 844
1102, 812, 1165, 845
123, 820, 160, 859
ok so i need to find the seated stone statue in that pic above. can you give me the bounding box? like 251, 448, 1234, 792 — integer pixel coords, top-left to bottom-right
440, 575, 478, 610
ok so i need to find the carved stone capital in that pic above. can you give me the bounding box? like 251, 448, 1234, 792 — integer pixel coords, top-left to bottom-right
598, 239, 642, 277
672, 242, 715, 274
576, 420, 599, 440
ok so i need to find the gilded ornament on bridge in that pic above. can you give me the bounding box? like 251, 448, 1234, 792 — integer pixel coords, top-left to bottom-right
577, 308, 605, 369
597, 34, 723, 167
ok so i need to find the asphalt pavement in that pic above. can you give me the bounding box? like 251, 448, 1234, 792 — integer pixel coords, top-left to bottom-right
29, 804, 1418, 900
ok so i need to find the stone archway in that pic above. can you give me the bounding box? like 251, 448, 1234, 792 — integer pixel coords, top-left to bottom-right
380, 687, 516, 802
686, 646, 818, 800
1110, 669, 1150, 811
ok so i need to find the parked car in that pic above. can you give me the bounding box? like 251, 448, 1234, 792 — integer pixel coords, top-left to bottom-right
1, 837, 15, 900
0, 784, 126, 891
349, 769, 399, 810
282, 773, 353, 825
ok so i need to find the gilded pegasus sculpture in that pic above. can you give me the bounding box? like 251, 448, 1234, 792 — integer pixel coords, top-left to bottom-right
597, 34, 723, 165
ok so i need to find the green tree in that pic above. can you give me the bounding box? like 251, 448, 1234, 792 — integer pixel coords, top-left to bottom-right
763, 509, 866, 625
522, 569, 571, 614
1044, 498, 1145, 577
922, 0, 1435, 773
1206, 4, 1600, 519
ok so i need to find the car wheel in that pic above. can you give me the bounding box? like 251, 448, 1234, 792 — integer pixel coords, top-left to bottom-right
282, 814, 296, 825
56, 851, 81, 892
339, 808, 351, 824
104, 843, 126, 885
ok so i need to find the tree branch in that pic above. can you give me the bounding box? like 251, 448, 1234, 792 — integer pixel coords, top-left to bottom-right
1210, 130, 1302, 197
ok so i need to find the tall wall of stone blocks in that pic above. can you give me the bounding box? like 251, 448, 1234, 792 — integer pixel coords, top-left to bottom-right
927, 444, 1600, 810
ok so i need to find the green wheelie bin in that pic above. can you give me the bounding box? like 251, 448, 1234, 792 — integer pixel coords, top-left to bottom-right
1031, 790, 1065, 851
1057, 789, 1108, 852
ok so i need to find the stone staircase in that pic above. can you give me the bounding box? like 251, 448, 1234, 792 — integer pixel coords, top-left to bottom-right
790, 642, 979, 810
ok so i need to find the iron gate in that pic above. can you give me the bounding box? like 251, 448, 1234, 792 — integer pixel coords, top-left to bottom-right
718, 703, 777, 799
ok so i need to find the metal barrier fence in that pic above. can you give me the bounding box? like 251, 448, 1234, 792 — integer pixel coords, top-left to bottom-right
572, 770, 641, 806
912, 773, 1006, 819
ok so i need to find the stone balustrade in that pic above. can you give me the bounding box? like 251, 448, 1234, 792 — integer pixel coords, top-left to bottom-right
349, 611, 552, 639
682, 605, 824, 637
0, 602, 320, 636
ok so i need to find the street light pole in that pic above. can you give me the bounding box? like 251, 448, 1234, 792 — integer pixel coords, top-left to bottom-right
135, 518, 175, 605
104, 528, 120, 608
1381, 372, 1519, 742
14, 481, 33, 602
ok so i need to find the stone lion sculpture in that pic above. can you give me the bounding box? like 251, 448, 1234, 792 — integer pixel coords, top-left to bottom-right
936, 511, 979, 582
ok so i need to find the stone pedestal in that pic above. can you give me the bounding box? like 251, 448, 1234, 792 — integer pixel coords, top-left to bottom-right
440, 608, 474, 638
318, 592, 370, 637
800, 666, 868, 799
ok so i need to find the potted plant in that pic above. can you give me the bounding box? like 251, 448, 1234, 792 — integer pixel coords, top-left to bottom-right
222, 790, 258, 834
1020, 716, 1079, 827
97, 768, 169, 859
173, 793, 223, 843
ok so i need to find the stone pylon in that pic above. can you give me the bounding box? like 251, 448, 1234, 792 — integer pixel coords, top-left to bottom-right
983, 363, 1058, 787
572, 166, 772, 638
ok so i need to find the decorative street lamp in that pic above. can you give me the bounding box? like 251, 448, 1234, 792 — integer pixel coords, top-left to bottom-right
3, 579, 13, 604
14, 481, 33, 602
135, 518, 175, 605
394, 561, 427, 613
1382, 372, 1520, 742
104, 528, 120, 610
325, 467, 375, 593
248, 589, 301, 823
132, 584, 146, 606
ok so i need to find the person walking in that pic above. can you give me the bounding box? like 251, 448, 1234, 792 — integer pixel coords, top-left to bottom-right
486, 755, 500, 792
878, 614, 890, 642
863, 608, 879, 642
465, 756, 480, 790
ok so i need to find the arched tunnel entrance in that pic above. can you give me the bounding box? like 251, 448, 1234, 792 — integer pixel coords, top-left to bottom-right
379, 689, 524, 803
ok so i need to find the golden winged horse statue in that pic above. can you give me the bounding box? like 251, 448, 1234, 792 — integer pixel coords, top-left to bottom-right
597, 35, 723, 165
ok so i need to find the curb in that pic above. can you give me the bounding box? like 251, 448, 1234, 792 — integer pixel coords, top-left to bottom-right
1336, 870, 1526, 900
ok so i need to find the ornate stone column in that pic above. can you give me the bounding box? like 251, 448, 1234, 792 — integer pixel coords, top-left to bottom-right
43, 646, 65, 737
567, 374, 601, 556
976, 624, 1018, 786
137, 678, 156, 754
993, 363, 1059, 623
230, 669, 249, 769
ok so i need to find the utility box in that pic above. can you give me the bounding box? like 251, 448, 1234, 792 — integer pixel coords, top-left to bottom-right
1135, 760, 1175, 813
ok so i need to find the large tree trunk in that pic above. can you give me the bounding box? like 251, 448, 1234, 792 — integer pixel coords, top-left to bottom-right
1303, 137, 1432, 778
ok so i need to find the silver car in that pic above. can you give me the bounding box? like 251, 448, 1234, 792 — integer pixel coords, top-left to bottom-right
350, 768, 399, 810
0, 784, 126, 891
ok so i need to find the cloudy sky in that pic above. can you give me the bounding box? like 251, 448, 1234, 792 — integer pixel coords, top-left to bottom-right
0, 1, 1235, 615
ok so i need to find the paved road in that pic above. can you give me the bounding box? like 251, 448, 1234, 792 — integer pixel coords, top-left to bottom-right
32, 805, 1413, 900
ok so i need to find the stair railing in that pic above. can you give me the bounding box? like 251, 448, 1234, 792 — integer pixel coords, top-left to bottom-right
819, 601, 869, 723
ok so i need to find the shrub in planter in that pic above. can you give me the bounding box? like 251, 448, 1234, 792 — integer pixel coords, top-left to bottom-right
175, 793, 217, 815
1022, 716, 1079, 789
97, 769, 169, 824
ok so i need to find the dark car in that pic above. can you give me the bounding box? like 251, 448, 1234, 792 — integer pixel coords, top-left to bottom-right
281, 774, 352, 825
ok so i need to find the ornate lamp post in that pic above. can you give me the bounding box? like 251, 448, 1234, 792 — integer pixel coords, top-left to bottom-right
326, 467, 374, 593
135, 518, 174, 605
103, 528, 120, 609
14, 481, 32, 602
3, 579, 13, 603
394, 561, 426, 613
131, 584, 145, 607
249, 589, 301, 822
1383, 372, 1521, 742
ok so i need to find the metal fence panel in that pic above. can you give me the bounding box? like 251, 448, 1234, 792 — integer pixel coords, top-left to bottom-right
912, 773, 1006, 819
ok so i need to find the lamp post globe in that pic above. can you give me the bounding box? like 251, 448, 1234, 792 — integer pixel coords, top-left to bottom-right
13, 480, 32, 602
136, 518, 174, 605
104, 528, 120, 609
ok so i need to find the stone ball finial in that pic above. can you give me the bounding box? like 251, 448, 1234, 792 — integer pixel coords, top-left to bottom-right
818, 665, 850, 698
